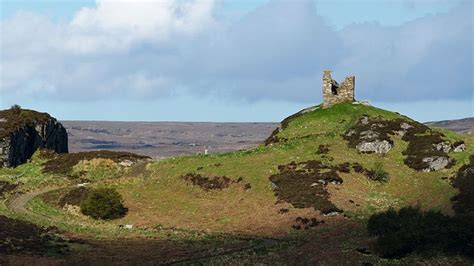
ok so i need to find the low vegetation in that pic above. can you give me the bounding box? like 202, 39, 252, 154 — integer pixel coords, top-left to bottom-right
42, 150, 149, 175
451, 155, 474, 214
369, 161, 389, 182
181, 173, 236, 191
0, 180, 18, 198
59, 187, 90, 207
368, 206, 474, 259
269, 160, 344, 214
72, 158, 121, 181
0, 215, 70, 256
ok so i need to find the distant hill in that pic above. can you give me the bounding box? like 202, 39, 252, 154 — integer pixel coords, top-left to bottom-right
60, 117, 473, 160
425, 117, 474, 134
61, 121, 278, 159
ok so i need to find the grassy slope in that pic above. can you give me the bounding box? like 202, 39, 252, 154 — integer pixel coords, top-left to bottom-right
0, 103, 473, 263
102, 103, 471, 234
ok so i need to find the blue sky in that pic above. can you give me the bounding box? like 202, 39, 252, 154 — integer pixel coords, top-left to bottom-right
0, 0, 472, 122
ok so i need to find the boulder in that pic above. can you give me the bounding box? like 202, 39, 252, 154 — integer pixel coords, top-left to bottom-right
119, 160, 134, 167
400, 122, 413, 130
422, 156, 451, 172
359, 130, 379, 140
356, 140, 392, 154
434, 142, 452, 153
396, 122, 414, 136
452, 143, 466, 153
360, 116, 369, 125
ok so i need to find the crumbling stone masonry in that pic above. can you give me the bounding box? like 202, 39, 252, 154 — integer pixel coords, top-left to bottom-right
322, 70, 355, 108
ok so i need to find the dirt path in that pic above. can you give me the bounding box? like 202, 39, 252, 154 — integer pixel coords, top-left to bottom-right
6, 186, 63, 216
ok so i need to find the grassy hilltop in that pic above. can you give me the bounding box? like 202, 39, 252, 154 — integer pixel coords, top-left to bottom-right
0, 103, 473, 264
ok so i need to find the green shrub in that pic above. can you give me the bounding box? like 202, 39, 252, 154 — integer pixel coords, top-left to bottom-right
370, 161, 389, 182
368, 206, 474, 259
80, 188, 128, 220
366, 207, 400, 236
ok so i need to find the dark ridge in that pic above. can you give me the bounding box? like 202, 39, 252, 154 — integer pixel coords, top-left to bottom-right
425, 117, 474, 134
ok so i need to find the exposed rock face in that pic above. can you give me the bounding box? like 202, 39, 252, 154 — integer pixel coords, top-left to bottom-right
0, 109, 68, 167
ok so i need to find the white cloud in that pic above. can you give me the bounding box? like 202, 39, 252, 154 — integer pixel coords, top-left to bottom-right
335, 2, 472, 101
0, 0, 216, 99
0, 0, 471, 106
72, 0, 216, 43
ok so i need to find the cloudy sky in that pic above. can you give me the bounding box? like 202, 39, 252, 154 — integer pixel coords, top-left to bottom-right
0, 0, 472, 122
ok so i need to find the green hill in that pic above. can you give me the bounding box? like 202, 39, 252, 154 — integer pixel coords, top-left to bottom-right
0, 103, 473, 264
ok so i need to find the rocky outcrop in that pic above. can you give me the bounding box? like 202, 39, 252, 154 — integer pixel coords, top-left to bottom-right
433, 141, 466, 153
344, 115, 462, 172
356, 140, 392, 154
421, 156, 452, 172
0, 108, 68, 167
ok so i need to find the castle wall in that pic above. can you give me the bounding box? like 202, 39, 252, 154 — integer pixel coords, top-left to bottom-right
322, 70, 355, 108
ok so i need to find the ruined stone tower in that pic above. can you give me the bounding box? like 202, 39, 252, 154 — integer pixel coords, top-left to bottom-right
322, 70, 355, 108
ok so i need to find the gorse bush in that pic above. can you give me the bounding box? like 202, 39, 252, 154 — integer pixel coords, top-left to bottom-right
10, 104, 21, 110
80, 188, 128, 220
10, 104, 21, 114
368, 206, 474, 259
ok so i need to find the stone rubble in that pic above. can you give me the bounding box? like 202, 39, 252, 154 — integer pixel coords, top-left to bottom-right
322, 70, 355, 108
453, 143, 466, 153
422, 156, 451, 172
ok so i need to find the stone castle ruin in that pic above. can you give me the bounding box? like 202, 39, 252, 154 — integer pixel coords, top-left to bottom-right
322, 70, 355, 108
